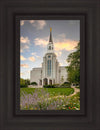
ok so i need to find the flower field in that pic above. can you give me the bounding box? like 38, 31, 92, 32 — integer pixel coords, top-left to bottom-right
20, 88, 80, 110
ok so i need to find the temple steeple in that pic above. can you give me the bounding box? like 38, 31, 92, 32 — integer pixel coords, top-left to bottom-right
47, 27, 54, 53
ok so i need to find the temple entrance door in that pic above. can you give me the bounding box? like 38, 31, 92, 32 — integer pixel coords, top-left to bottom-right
43, 78, 48, 85
49, 79, 52, 85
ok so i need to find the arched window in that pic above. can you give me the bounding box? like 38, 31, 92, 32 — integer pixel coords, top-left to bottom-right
47, 60, 51, 76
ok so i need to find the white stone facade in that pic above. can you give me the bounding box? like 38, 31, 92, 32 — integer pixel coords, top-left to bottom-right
30, 28, 67, 86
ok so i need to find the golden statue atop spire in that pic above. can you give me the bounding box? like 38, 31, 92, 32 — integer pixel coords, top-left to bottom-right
50, 27, 52, 32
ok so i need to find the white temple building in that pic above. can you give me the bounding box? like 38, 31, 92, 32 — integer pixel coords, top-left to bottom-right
30, 28, 67, 86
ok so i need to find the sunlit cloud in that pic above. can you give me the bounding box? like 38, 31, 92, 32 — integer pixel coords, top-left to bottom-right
20, 55, 26, 61
54, 34, 78, 51
20, 36, 30, 44
28, 56, 35, 62
55, 51, 62, 57
29, 20, 46, 30
20, 64, 29, 68
34, 37, 48, 47
31, 52, 36, 56
20, 20, 24, 26
59, 60, 68, 66
59, 62, 63, 66
54, 39, 78, 51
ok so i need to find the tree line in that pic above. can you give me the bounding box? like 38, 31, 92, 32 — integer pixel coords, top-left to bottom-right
66, 42, 80, 86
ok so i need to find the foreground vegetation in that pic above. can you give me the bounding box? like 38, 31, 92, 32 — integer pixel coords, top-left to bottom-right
20, 88, 74, 97
20, 88, 80, 110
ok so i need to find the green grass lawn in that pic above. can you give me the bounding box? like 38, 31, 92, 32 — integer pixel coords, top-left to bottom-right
20, 88, 74, 97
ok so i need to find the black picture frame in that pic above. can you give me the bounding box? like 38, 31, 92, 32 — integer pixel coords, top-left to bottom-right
16, 15, 85, 115
0, 0, 100, 130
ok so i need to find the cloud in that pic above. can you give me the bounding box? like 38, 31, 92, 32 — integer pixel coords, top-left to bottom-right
20, 71, 30, 77
58, 33, 66, 38
20, 55, 26, 61
31, 52, 41, 59
36, 20, 46, 29
21, 44, 29, 52
59, 62, 63, 66
29, 20, 46, 30
59, 60, 68, 66
20, 36, 30, 44
20, 20, 24, 26
31, 52, 36, 55
36, 55, 41, 59
21, 64, 29, 68
28, 56, 35, 62
34, 37, 48, 47
64, 59, 69, 65
20, 36, 30, 52
39, 63, 42, 67
55, 51, 62, 57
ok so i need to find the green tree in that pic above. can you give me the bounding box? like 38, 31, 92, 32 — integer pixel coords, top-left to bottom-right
66, 42, 80, 85
25, 79, 30, 85
20, 78, 30, 88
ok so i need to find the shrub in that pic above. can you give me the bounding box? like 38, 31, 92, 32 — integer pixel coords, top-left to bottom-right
43, 85, 55, 88
63, 82, 70, 85
20, 84, 27, 88
31, 82, 38, 85
53, 84, 60, 88
43, 83, 71, 88
60, 82, 71, 88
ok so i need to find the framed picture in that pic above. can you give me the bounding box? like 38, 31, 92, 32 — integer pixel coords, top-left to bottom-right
20, 19, 80, 111
0, 0, 100, 130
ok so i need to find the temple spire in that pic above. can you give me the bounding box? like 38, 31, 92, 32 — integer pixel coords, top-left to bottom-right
47, 27, 54, 53
49, 27, 53, 43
